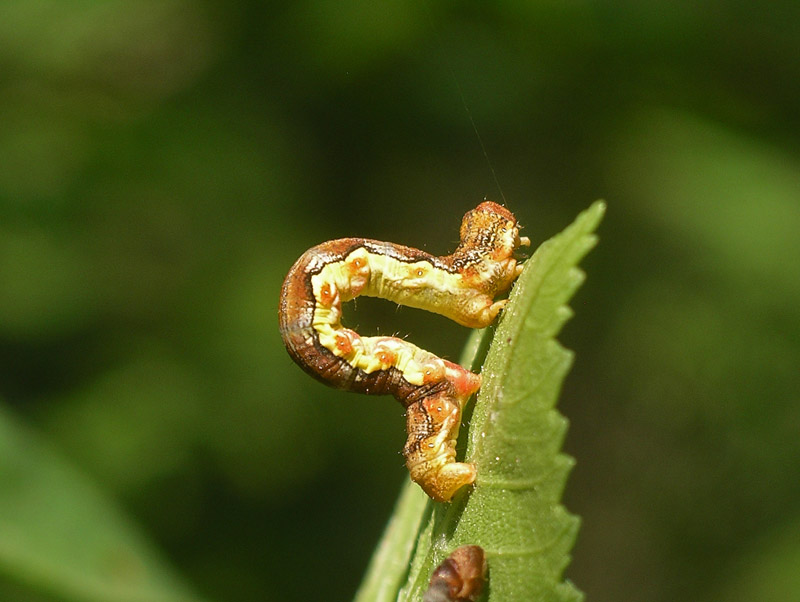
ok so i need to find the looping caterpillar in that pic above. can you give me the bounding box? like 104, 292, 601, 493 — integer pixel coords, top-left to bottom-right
423, 545, 488, 602
278, 201, 528, 501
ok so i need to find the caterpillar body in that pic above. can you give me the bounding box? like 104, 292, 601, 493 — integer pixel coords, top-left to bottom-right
423, 545, 488, 602
278, 201, 528, 501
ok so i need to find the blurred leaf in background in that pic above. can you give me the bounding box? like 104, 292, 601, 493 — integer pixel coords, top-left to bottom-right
0, 403, 204, 602
1, 0, 799, 601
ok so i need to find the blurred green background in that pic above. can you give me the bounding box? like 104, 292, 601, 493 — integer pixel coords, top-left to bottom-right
1, 1, 799, 601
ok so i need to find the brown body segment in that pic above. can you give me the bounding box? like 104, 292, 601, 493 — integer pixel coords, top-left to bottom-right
278, 201, 527, 501
279, 238, 442, 403
423, 545, 488, 602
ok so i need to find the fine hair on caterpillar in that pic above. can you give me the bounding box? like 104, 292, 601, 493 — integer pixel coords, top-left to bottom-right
278, 201, 528, 501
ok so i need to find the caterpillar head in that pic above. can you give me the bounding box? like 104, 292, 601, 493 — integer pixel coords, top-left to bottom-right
458, 200, 528, 262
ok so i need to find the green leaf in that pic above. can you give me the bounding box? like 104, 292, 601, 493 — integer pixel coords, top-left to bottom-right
356, 201, 604, 602
0, 404, 207, 602
353, 479, 431, 602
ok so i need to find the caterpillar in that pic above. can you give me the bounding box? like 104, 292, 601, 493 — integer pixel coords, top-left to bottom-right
278, 201, 528, 501
423, 545, 488, 602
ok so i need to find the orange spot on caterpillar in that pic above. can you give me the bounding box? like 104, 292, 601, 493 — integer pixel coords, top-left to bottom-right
421, 361, 446, 384
376, 348, 397, 367
335, 332, 353, 355
346, 254, 370, 296
347, 257, 364, 274
411, 265, 428, 278
318, 282, 336, 307
422, 395, 456, 422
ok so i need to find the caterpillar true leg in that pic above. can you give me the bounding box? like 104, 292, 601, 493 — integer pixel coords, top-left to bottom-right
278, 201, 526, 501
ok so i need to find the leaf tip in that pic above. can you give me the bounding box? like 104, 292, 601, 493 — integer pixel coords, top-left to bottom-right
590, 198, 607, 216
579, 199, 606, 231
